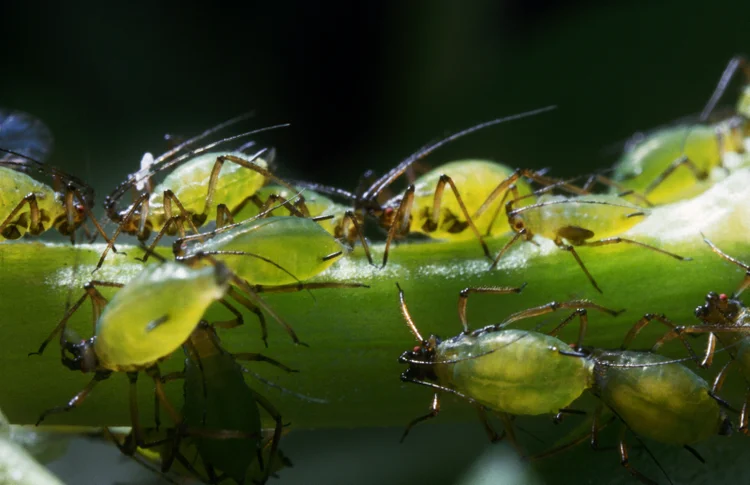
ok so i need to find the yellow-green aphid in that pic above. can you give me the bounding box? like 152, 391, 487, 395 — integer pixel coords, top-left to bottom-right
177, 322, 285, 484
653, 237, 750, 434
546, 313, 734, 485
0, 110, 110, 243
97, 121, 298, 270
30, 261, 235, 426
612, 56, 750, 206
396, 283, 621, 446
491, 192, 691, 293
176, 216, 348, 286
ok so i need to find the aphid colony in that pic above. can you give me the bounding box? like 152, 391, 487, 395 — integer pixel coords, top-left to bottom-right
1, 54, 750, 484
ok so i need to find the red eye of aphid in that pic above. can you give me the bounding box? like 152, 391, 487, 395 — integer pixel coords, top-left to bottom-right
720, 294, 728, 301
385, 208, 394, 215
75, 204, 85, 213
413, 346, 421, 353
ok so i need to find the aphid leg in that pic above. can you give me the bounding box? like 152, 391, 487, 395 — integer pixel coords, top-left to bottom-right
258, 194, 308, 218
232, 353, 299, 373
342, 210, 375, 266
617, 426, 662, 485
456, 284, 527, 334
702, 236, 750, 297
552, 408, 587, 425
396, 283, 424, 343
138, 215, 185, 263
249, 281, 369, 294
212, 298, 245, 328
425, 174, 492, 260
497, 411, 525, 458
0, 192, 43, 239
146, 366, 182, 430
400, 393, 440, 443
29, 281, 120, 356
382, 185, 415, 268
96, 192, 151, 271
620, 314, 699, 362
251, 389, 283, 485
546, 309, 588, 351
488, 228, 526, 271
475, 406, 504, 442
162, 190, 202, 237
36, 371, 111, 425
67, 185, 116, 246
212, 153, 311, 216
230, 280, 307, 347
499, 300, 623, 330
225, 287, 269, 347
740, 392, 750, 435
553, 238, 603, 293
700, 56, 750, 120
481, 184, 521, 237
583, 236, 691, 263
643, 155, 708, 197
157, 371, 187, 435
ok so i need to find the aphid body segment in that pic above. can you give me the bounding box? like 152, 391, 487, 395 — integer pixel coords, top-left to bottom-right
177, 216, 346, 286
94, 262, 230, 371
430, 328, 592, 415
589, 349, 728, 445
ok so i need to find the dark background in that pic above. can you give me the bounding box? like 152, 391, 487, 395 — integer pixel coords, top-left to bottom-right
4, 1, 750, 484
3, 1, 750, 201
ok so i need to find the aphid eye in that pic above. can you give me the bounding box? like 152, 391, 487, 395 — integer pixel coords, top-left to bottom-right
75, 204, 85, 213
719, 293, 728, 301
514, 221, 524, 230
385, 208, 394, 215
413, 345, 421, 353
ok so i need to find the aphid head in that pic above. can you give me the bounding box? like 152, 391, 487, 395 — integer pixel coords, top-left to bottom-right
55, 203, 87, 236
694, 291, 742, 325
399, 335, 441, 383
507, 211, 526, 235
61, 335, 99, 373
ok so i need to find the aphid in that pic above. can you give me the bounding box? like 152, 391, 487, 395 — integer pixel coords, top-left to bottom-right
489, 190, 691, 293
652, 236, 750, 433
296, 106, 587, 266
540, 315, 733, 485
611, 57, 750, 206
395, 283, 622, 446
174, 215, 362, 287
29, 257, 297, 427
147, 321, 289, 485
97, 119, 303, 270
0, 110, 111, 243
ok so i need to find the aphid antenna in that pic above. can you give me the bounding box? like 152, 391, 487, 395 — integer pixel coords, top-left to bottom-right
0, 150, 95, 204
508, 197, 649, 219
395, 283, 424, 343
701, 233, 750, 297
151, 112, 256, 168
700, 56, 749, 122
618, 411, 675, 485
109, 123, 289, 203
284, 179, 358, 202
362, 105, 558, 204
400, 376, 480, 406
240, 367, 329, 404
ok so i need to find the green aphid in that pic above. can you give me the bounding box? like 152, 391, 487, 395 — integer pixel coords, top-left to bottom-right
490, 189, 691, 293
395, 283, 621, 450
96, 117, 303, 270
29, 259, 273, 426
175, 216, 351, 286
612, 56, 750, 206
0, 110, 111, 243
543, 311, 733, 485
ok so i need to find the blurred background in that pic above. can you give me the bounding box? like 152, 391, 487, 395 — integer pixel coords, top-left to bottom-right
3, 0, 750, 483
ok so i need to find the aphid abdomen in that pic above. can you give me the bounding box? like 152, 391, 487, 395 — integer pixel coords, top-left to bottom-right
150, 151, 269, 216
613, 125, 721, 205
183, 346, 261, 483
593, 350, 724, 445
435, 329, 593, 415
411, 160, 533, 240
94, 263, 229, 371
529, 195, 646, 241
187, 216, 345, 285
0, 167, 62, 239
